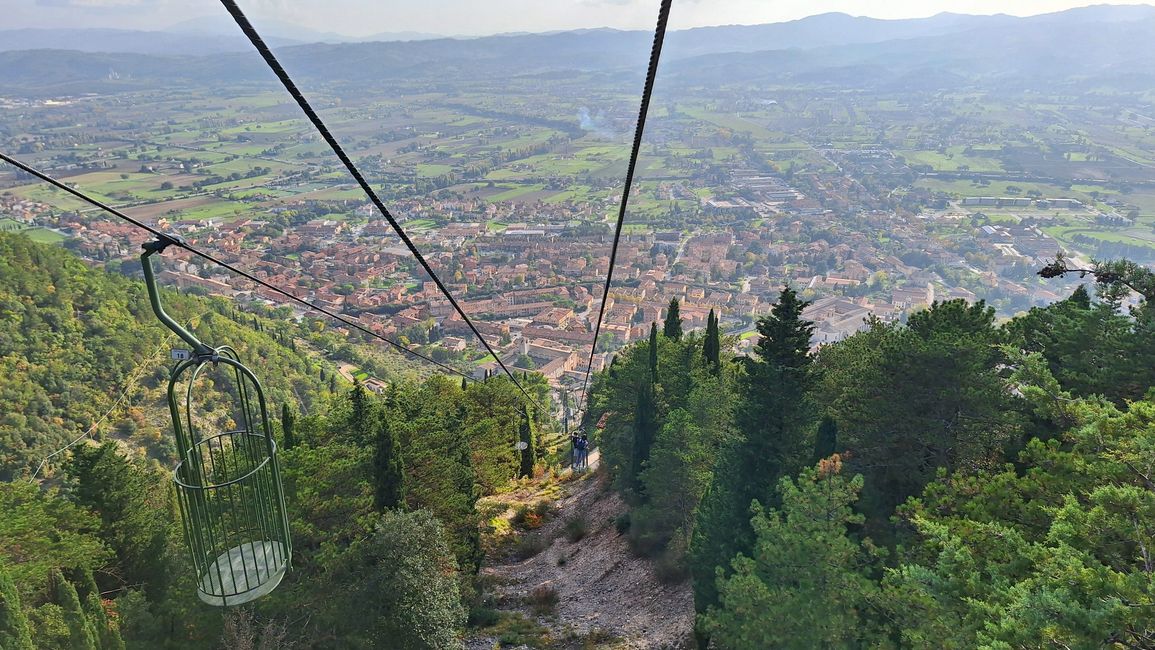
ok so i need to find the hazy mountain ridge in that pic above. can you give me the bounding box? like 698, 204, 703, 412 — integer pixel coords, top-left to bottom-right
2, 5, 1155, 95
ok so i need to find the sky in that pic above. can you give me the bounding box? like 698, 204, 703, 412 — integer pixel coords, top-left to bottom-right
6, 0, 1155, 37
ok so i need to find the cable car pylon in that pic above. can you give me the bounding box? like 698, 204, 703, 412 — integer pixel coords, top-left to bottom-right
142, 235, 292, 606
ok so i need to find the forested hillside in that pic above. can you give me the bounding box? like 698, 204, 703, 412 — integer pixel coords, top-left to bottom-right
0, 232, 431, 480
587, 269, 1155, 648
0, 233, 553, 648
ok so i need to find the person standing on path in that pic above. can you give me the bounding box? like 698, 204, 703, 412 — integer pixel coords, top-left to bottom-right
570, 431, 580, 470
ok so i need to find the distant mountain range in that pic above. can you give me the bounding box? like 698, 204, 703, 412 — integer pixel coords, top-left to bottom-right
2, 4, 1154, 94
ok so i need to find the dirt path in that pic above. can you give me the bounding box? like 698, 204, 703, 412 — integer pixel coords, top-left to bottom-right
468, 451, 695, 649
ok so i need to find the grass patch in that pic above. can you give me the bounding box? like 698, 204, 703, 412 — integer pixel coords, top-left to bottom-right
20, 228, 67, 244
577, 628, 621, 649
487, 184, 545, 202
476, 611, 551, 648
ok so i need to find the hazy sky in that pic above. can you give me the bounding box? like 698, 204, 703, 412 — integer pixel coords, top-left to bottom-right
7, 0, 1155, 37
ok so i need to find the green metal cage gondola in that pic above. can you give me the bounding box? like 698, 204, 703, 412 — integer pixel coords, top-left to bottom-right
142, 237, 291, 607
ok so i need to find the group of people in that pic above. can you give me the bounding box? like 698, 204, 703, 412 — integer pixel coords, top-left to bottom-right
570, 431, 590, 471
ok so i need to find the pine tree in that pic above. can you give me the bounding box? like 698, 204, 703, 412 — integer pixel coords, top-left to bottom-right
663, 298, 683, 340
51, 570, 97, 650
701, 468, 880, 648
518, 406, 535, 479
281, 403, 297, 451
703, 309, 721, 372
0, 562, 33, 650
813, 415, 838, 462
374, 413, 405, 510
690, 287, 815, 634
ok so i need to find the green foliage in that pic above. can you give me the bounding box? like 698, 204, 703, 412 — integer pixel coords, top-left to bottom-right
0, 237, 550, 649
50, 569, 98, 650
1005, 285, 1145, 403
388, 377, 482, 571
884, 379, 1155, 647
0, 562, 34, 650
1040, 254, 1155, 303
280, 403, 297, 451
518, 406, 535, 479
84, 591, 124, 650
460, 378, 525, 493
0, 233, 330, 479
64, 443, 170, 597
702, 308, 720, 372
663, 297, 683, 340
329, 509, 467, 649
812, 415, 838, 463
701, 467, 882, 649
373, 405, 405, 510
0, 481, 109, 597
815, 300, 1019, 532
692, 287, 815, 616
633, 371, 731, 557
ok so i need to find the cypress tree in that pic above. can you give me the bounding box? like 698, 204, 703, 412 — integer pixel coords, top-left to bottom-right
349, 381, 371, 443
663, 298, 683, 340
631, 386, 656, 495
649, 322, 659, 378
374, 414, 405, 510
630, 323, 661, 495
281, 403, 297, 450
703, 309, 721, 372
51, 570, 97, 650
461, 377, 468, 391
83, 586, 124, 650
518, 407, 535, 479
65, 443, 169, 599
813, 415, 838, 462
0, 562, 33, 650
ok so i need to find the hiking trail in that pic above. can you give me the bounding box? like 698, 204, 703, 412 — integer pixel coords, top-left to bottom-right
468, 449, 695, 649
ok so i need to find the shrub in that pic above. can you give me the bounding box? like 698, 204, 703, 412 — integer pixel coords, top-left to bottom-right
581, 628, 618, 649
512, 502, 549, 530
614, 512, 631, 534
655, 529, 691, 583
514, 533, 548, 559
527, 584, 559, 616
467, 606, 500, 628
564, 515, 589, 543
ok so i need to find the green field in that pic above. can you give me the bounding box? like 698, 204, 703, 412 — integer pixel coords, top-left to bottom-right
21, 228, 67, 244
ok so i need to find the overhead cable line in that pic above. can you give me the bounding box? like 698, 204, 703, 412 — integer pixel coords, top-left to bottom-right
577, 0, 673, 419
218, 0, 543, 411
0, 152, 471, 380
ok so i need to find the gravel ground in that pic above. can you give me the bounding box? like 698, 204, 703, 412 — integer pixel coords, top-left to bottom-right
468, 452, 695, 649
